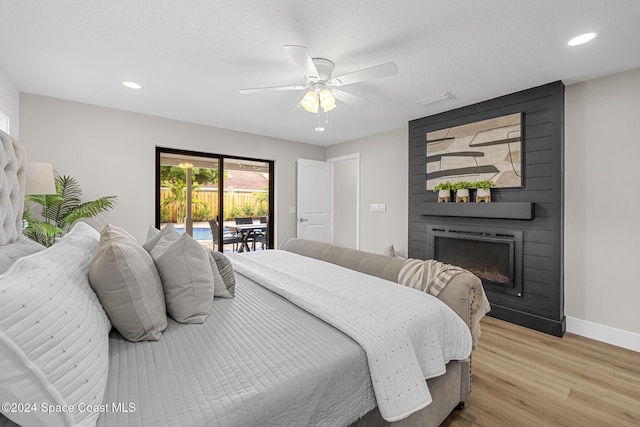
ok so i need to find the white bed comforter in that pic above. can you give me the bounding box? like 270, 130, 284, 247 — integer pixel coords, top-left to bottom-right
229, 250, 472, 422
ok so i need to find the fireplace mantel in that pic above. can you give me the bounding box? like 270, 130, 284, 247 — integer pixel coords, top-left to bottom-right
416, 202, 535, 220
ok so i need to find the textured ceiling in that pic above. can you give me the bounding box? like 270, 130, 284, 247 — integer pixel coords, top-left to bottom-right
1, 0, 639, 146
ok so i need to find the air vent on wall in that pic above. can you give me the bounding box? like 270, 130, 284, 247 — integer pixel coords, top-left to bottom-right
415, 92, 456, 108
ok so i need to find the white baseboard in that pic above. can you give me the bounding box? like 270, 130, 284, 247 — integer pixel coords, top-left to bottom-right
566, 317, 640, 353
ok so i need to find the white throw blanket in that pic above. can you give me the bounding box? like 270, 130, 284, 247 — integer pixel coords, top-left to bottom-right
228, 250, 472, 422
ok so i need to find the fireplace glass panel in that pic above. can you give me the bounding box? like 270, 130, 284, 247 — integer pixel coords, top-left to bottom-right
434, 235, 513, 287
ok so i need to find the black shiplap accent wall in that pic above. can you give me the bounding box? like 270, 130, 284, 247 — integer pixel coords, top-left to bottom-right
408, 81, 565, 336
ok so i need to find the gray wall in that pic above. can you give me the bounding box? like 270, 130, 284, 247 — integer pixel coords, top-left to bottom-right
326, 127, 408, 257
565, 68, 640, 337
331, 157, 358, 249
19, 93, 325, 244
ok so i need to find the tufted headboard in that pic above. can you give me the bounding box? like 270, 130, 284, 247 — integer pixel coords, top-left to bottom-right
0, 129, 27, 245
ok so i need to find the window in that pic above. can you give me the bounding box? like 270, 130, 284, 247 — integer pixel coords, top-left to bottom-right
156, 147, 274, 253
0, 110, 9, 134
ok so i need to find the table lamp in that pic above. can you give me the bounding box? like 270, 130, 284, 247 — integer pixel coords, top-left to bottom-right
25, 162, 56, 195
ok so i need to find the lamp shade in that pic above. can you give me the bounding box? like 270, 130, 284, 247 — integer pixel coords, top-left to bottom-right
319, 89, 337, 112
300, 91, 319, 113
25, 162, 57, 195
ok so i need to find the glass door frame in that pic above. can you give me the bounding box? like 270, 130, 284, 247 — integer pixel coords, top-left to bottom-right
155, 146, 275, 251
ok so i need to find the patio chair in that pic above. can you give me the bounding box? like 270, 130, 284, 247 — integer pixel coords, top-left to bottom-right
208, 219, 242, 252
254, 217, 268, 250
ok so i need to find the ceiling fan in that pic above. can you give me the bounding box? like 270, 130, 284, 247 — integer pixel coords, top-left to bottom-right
239, 45, 398, 115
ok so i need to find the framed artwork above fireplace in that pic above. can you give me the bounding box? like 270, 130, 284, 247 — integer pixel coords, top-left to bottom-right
426, 112, 522, 190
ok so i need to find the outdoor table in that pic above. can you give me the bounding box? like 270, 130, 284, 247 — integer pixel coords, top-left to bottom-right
228, 223, 267, 252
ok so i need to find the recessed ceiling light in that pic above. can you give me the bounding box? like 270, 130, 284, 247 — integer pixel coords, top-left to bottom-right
568, 32, 597, 46
122, 81, 142, 89
315, 127, 325, 132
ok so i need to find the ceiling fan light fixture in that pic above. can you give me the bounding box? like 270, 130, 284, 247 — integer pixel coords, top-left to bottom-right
319, 89, 337, 112
301, 90, 319, 113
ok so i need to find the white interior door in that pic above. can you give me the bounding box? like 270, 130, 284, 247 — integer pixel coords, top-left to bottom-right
297, 159, 331, 242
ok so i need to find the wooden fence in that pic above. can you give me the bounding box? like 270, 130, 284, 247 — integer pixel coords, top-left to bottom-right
160, 188, 268, 222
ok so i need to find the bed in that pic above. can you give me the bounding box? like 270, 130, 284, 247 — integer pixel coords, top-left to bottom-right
0, 129, 490, 427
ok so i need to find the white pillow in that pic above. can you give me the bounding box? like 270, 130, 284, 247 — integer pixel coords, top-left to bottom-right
145, 225, 215, 324
89, 224, 167, 342
0, 222, 111, 427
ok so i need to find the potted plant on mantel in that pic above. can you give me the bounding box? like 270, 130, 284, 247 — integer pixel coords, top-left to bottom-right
433, 181, 453, 203
452, 181, 473, 203
472, 180, 494, 203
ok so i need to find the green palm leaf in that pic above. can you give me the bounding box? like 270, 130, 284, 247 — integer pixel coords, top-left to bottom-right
25, 193, 64, 209
44, 174, 82, 229
64, 196, 117, 227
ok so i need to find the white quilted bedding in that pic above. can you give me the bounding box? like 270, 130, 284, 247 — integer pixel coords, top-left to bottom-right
229, 250, 472, 422
0, 235, 44, 273
94, 273, 375, 427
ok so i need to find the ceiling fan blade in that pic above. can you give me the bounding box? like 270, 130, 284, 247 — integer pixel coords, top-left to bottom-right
239, 84, 307, 95
331, 62, 398, 86
333, 89, 372, 109
290, 98, 305, 114
283, 45, 320, 80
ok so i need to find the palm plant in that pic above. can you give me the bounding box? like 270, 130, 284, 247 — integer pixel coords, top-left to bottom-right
23, 174, 117, 247
161, 181, 208, 223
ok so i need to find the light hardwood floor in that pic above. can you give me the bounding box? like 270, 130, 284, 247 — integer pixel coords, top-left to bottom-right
442, 316, 640, 426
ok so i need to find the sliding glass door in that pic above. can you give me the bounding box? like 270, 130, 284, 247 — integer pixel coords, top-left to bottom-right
156, 148, 274, 252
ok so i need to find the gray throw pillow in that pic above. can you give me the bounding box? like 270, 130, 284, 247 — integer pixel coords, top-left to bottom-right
145, 226, 215, 324
208, 250, 236, 298
89, 224, 167, 342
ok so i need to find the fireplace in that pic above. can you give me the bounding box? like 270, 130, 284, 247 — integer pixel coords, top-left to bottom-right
427, 224, 523, 297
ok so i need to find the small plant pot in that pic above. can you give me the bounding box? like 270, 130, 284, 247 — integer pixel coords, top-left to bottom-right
456, 189, 470, 203
437, 189, 451, 203
476, 188, 491, 203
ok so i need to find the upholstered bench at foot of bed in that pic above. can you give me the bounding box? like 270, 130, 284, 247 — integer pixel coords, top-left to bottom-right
280, 238, 480, 426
